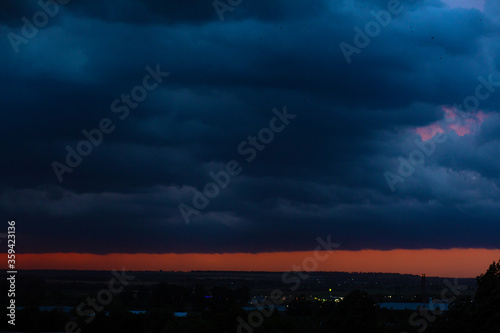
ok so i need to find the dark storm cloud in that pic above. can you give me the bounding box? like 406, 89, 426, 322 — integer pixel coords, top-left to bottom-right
0, 0, 329, 27
1, 0, 500, 254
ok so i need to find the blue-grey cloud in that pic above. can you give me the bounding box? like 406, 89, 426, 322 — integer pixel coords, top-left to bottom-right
1, 0, 500, 254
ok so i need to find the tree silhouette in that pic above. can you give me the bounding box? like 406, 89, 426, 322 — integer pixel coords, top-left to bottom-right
430, 259, 500, 333
471, 259, 500, 332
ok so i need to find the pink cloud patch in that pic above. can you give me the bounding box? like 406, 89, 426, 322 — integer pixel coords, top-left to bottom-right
416, 123, 445, 141
415, 107, 488, 141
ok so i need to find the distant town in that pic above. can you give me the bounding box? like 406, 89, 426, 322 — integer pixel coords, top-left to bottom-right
0, 269, 480, 332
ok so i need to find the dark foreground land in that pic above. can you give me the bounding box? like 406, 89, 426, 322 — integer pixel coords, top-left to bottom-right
1, 264, 499, 333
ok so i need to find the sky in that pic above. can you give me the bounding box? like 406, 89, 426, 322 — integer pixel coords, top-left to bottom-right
1, 0, 500, 277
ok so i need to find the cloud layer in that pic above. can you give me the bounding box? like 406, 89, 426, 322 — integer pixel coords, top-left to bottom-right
1, 0, 500, 254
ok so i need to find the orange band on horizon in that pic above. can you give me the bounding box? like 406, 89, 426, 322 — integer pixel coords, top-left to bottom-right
2, 248, 499, 278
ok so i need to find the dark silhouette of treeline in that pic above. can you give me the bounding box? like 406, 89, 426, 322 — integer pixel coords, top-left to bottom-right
428, 260, 500, 333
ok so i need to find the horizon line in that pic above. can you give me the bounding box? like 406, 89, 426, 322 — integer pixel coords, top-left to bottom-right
2, 249, 499, 278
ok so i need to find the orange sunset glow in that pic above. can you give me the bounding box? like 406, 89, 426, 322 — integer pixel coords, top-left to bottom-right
4, 248, 499, 278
